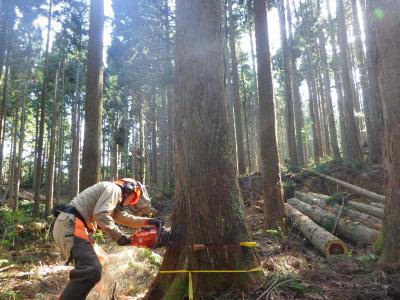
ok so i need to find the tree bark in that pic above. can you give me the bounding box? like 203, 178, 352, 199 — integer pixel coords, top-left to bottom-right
336, 0, 362, 163
285, 203, 348, 256
278, 0, 297, 167
347, 201, 384, 219
228, 0, 246, 174
287, 197, 378, 244
145, 0, 263, 297
255, 0, 285, 228
81, 0, 104, 190
372, 0, 400, 263
33, 0, 52, 216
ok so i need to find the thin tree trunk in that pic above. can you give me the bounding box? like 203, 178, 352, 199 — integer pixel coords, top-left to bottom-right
255, 0, 285, 228
151, 94, 158, 185
8, 101, 18, 209
71, 56, 81, 197
45, 65, 59, 218
317, 3, 340, 159
278, 0, 297, 167
305, 54, 321, 163
138, 92, 145, 183
81, 0, 104, 190
228, 0, 246, 174
55, 61, 65, 204
0, 10, 14, 185
327, 0, 347, 158
286, 0, 304, 166
160, 89, 168, 190
336, 0, 362, 163
33, 0, 52, 216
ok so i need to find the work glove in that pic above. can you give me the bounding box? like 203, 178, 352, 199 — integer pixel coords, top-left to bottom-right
148, 217, 165, 228
116, 235, 131, 246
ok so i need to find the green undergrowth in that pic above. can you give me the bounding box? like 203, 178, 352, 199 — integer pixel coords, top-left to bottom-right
0, 201, 51, 265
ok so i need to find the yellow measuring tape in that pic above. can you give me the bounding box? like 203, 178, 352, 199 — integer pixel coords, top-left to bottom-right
159, 267, 263, 300
159, 242, 262, 300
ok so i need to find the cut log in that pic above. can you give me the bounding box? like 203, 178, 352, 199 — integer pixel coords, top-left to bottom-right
294, 191, 382, 230
347, 201, 384, 219
313, 172, 385, 203
287, 198, 378, 244
284, 203, 348, 256
368, 201, 385, 209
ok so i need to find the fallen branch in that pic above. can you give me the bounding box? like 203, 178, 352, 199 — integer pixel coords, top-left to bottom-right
313, 172, 385, 203
284, 203, 348, 256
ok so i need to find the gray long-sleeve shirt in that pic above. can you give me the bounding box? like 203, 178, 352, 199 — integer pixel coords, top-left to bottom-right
70, 181, 150, 241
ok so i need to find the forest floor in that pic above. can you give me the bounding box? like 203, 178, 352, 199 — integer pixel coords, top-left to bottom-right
1, 163, 400, 299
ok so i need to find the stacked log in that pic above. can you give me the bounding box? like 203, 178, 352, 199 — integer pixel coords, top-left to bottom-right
347, 201, 384, 219
284, 203, 348, 257
287, 198, 378, 244
295, 192, 382, 230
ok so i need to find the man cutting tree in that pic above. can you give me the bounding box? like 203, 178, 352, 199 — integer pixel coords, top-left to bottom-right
53, 178, 167, 300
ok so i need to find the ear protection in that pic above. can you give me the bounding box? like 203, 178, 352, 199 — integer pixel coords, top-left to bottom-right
121, 181, 136, 194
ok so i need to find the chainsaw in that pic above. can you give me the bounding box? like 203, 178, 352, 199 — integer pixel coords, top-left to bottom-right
129, 223, 170, 248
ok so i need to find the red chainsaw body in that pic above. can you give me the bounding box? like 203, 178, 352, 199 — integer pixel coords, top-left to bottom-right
129, 225, 158, 248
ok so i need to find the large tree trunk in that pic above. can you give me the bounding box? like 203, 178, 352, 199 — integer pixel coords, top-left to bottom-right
287, 197, 378, 244
45, 66, 59, 218
33, 0, 52, 217
145, 0, 262, 298
285, 203, 348, 256
228, 0, 246, 175
81, 0, 104, 190
255, 0, 285, 228
336, 0, 362, 163
278, 0, 297, 168
286, 0, 304, 166
372, 1, 400, 263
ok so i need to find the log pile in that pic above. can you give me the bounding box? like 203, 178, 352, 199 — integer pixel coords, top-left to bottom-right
284, 203, 348, 257
286, 189, 385, 245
